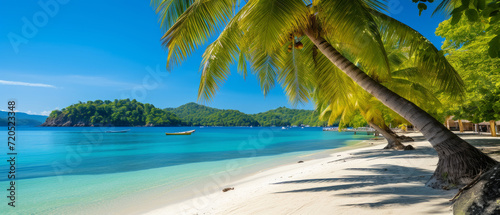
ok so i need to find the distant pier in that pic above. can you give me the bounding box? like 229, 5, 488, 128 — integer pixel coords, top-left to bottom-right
323, 127, 376, 135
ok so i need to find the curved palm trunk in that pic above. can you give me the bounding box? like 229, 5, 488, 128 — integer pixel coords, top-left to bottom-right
383, 124, 414, 143
305, 30, 498, 188
368, 121, 406, 150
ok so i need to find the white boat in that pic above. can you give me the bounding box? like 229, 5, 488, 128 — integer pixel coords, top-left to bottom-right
105, 129, 130, 133
165, 130, 196, 135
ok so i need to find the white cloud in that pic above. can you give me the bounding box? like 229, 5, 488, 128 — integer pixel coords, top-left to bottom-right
7, 110, 52, 116
40, 110, 52, 116
0, 80, 56, 88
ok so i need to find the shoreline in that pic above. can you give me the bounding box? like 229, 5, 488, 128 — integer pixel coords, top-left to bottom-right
144, 133, 500, 215
136, 138, 379, 214
144, 137, 392, 214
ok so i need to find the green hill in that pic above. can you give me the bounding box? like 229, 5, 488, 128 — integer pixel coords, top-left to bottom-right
166, 103, 325, 127
252, 107, 326, 127
42, 100, 326, 127
165, 102, 259, 126
42, 99, 182, 127
0, 118, 46, 126
0, 111, 48, 126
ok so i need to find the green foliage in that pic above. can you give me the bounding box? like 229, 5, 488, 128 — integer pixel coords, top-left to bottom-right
45, 100, 328, 127
252, 107, 327, 127
426, 0, 500, 58
338, 112, 367, 129
436, 15, 500, 122
46, 99, 182, 126
315, 34, 446, 130
166, 102, 326, 127
165, 102, 259, 126
152, 0, 464, 133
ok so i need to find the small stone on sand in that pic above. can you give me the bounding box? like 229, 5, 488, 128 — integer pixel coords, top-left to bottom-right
222, 187, 234, 192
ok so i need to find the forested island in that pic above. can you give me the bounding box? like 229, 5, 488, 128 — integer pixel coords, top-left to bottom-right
42, 99, 328, 127
42, 99, 182, 126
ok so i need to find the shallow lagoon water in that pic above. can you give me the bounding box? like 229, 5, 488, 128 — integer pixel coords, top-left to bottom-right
1, 126, 369, 214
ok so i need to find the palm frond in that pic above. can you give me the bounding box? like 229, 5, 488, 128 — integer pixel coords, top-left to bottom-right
152, 0, 194, 31
240, 0, 309, 55
277, 37, 315, 105
312, 50, 358, 108
316, 0, 391, 81
249, 48, 282, 96
432, 0, 458, 16
361, 0, 388, 13
384, 78, 442, 110
158, 0, 239, 69
198, 14, 244, 101
371, 10, 465, 96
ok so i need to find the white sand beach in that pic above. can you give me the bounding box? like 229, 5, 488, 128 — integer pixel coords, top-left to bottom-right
145, 133, 500, 215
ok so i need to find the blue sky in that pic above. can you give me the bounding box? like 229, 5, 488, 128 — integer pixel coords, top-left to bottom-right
0, 0, 449, 115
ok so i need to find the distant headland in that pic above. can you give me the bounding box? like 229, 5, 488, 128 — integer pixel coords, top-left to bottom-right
39, 99, 327, 127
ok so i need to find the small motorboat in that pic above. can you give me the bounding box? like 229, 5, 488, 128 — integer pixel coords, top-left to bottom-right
105, 129, 130, 133
165, 130, 196, 135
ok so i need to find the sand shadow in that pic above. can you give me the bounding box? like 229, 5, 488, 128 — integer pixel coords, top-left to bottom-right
329, 145, 437, 162
274, 164, 453, 209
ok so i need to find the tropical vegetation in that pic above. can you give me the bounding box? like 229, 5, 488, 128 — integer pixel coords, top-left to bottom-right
253, 107, 327, 126
436, 14, 500, 137
167, 102, 326, 126
43, 100, 325, 127
316, 42, 443, 150
417, 0, 500, 58
165, 102, 259, 126
43, 99, 183, 126
151, 0, 497, 188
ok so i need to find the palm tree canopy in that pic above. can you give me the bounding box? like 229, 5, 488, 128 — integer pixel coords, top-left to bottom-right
153, 0, 500, 187
316, 42, 443, 128
152, 0, 463, 105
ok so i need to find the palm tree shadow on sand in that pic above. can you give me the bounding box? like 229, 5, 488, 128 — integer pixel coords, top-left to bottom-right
272, 146, 456, 211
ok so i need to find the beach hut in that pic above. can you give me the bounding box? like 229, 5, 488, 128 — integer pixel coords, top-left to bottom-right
445, 117, 474, 132
477, 120, 499, 137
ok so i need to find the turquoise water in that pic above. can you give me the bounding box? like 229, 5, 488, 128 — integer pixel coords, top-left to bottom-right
1, 126, 368, 214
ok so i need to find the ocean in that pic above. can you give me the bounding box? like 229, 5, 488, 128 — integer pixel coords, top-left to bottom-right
1, 126, 369, 214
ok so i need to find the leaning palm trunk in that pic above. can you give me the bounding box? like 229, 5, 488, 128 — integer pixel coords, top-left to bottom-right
382, 124, 414, 143
368, 121, 407, 150
305, 29, 498, 188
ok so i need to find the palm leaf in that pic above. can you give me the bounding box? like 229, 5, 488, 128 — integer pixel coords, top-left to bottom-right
152, 0, 194, 31
316, 0, 391, 81
249, 48, 281, 96
371, 10, 465, 96
240, 0, 309, 55
159, 0, 239, 69
198, 13, 244, 101
277, 37, 315, 105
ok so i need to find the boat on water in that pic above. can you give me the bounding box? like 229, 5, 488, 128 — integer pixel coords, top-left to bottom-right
165, 130, 196, 135
105, 129, 130, 133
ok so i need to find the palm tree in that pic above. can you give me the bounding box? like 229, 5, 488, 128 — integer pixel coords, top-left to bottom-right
152, 0, 497, 188
317, 43, 443, 150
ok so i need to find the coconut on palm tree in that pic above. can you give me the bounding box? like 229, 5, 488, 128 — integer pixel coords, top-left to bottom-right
152, 0, 497, 188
